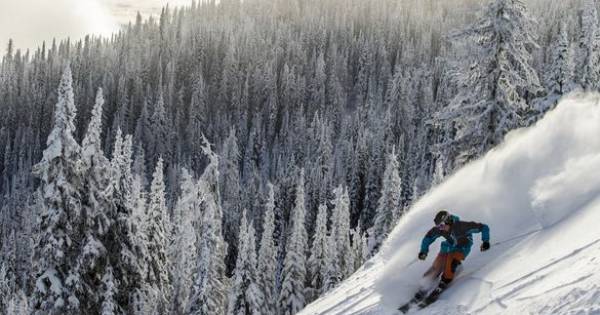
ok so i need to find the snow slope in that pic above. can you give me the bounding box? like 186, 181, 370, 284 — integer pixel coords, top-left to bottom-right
300, 93, 600, 315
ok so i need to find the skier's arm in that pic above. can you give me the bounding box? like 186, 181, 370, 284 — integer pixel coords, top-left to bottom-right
462, 221, 490, 251
462, 221, 490, 242
420, 228, 442, 254
480, 223, 490, 242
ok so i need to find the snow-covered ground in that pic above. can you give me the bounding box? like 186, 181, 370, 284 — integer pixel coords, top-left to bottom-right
300, 94, 600, 315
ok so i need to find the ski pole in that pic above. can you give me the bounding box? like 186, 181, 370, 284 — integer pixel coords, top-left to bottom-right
403, 258, 418, 269
490, 228, 542, 247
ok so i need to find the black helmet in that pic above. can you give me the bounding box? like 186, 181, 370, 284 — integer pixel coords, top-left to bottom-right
434, 210, 450, 225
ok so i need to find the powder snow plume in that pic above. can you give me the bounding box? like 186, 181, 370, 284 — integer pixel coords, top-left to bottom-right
301, 93, 600, 315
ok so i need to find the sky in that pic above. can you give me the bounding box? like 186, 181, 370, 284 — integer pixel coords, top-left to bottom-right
0, 0, 191, 53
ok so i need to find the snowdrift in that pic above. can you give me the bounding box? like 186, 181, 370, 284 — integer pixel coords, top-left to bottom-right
300, 93, 600, 315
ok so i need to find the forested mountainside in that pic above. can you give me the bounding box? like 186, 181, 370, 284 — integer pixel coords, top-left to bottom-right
0, 0, 595, 314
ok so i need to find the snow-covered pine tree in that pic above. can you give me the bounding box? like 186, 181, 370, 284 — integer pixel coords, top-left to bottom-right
0, 227, 20, 311
185, 67, 208, 173
256, 182, 277, 314
579, 0, 600, 90
149, 83, 174, 166
77, 87, 114, 313
371, 148, 402, 252
0, 261, 12, 312
128, 172, 151, 315
31, 65, 85, 314
5, 289, 29, 315
278, 169, 308, 315
101, 267, 117, 315
306, 204, 330, 301
436, 0, 543, 169
546, 21, 574, 95
227, 210, 263, 315
187, 136, 228, 315
323, 228, 340, 292
144, 157, 172, 313
331, 185, 353, 278
351, 223, 368, 272
108, 132, 147, 314
220, 128, 242, 271
169, 168, 199, 315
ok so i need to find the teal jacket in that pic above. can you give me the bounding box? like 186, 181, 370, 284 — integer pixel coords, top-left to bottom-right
420, 215, 490, 257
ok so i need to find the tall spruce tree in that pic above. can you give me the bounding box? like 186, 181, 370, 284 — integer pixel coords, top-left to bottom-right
371, 148, 402, 252
108, 132, 148, 314
78, 87, 114, 313
436, 0, 542, 169
227, 210, 263, 315
144, 157, 172, 313
187, 136, 227, 315
546, 21, 574, 95
579, 0, 600, 90
31, 65, 86, 315
330, 185, 353, 278
306, 204, 330, 301
278, 169, 308, 315
169, 168, 199, 315
256, 183, 277, 314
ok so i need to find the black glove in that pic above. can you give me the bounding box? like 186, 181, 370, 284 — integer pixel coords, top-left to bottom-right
480, 241, 490, 252
418, 252, 427, 260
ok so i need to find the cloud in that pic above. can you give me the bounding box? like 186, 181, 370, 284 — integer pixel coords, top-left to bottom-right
0, 0, 118, 52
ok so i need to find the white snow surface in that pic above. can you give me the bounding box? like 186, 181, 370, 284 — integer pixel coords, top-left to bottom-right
300, 93, 600, 315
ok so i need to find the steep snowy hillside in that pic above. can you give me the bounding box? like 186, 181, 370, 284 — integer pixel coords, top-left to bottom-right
300, 94, 600, 315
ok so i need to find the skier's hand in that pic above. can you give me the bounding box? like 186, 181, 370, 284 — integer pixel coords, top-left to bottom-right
480, 241, 490, 252
418, 252, 427, 260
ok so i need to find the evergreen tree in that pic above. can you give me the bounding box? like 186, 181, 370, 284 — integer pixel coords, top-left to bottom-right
149, 85, 174, 165
170, 168, 199, 315
101, 267, 117, 315
323, 231, 340, 292
109, 132, 147, 314
546, 21, 574, 94
306, 204, 330, 301
227, 210, 263, 315
128, 173, 151, 315
350, 223, 368, 272
331, 185, 353, 277
579, 0, 600, 90
220, 128, 242, 272
278, 169, 308, 315
371, 148, 402, 252
436, 0, 543, 168
77, 87, 114, 313
5, 289, 29, 315
144, 157, 172, 313
256, 183, 277, 314
187, 136, 227, 315
0, 261, 12, 312
31, 65, 85, 314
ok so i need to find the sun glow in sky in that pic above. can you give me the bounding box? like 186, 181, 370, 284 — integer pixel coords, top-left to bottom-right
0, 0, 191, 53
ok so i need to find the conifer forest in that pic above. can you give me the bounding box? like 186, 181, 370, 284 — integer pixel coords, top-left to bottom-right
0, 0, 596, 314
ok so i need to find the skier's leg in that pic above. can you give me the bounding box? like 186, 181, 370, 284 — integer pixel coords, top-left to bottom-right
419, 253, 446, 291
401, 254, 450, 311
419, 252, 465, 307
421, 253, 446, 278
432, 253, 447, 278
440, 252, 465, 287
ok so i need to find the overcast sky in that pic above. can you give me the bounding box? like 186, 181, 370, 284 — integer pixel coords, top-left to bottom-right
0, 0, 191, 53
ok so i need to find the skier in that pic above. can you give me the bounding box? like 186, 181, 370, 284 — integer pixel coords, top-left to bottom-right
400, 210, 490, 312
